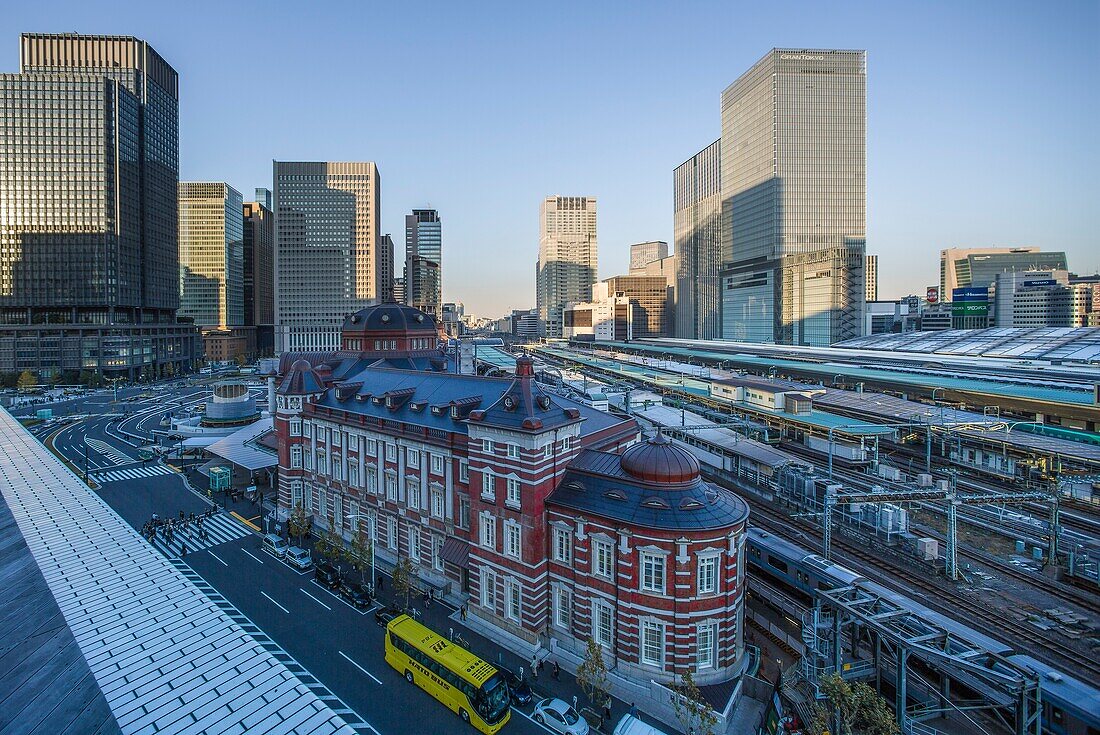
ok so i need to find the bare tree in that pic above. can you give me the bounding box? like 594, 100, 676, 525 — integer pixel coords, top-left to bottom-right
349, 527, 373, 584
576, 638, 610, 707
670, 670, 718, 735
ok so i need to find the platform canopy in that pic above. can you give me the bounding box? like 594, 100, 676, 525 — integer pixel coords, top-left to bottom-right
206, 417, 278, 471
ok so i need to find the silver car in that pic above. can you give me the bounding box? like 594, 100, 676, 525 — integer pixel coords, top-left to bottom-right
285, 546, 312, 570
533, 698, 589, 735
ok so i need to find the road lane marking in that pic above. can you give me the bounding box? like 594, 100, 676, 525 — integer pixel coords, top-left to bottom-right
301, 588, 332, 610
242, 549, 265, 565
260, 591, 289, 614
338, 651, 382, 685
231, 511, 261, 531
208, 551, 229, 567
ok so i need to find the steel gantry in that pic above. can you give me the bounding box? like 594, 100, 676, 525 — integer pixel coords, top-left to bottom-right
806, 585, 1042, 735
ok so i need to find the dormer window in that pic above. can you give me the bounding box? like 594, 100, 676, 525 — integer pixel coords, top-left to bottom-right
536, 395, 551, 410
502, 395, 517, 411
642, 497, 670, 510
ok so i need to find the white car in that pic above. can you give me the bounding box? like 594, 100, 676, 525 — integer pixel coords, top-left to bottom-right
532, 698, 589, 735
285, 546, 312, 570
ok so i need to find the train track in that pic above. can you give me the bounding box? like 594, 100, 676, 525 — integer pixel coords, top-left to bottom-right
740, 488, 1100, 683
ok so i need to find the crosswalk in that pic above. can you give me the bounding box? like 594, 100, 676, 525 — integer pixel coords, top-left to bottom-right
85, 437, 133, 465
91, 464, 174, 483
148, 512, 252, 558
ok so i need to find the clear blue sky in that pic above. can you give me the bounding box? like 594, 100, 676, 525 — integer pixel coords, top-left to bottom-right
6, 0, 1097, 317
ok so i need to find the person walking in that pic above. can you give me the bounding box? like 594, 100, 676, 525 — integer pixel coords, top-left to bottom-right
460, 604, 468, 622
552, 661, 560, 681
604, 695, 612, 723
180, 541, 187, 557
572, 695, 578, 712
531, 654, 539, 680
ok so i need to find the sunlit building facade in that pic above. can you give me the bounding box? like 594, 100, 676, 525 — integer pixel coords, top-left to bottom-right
179, 182, 244, 329
536, 196, 598, 338
674, 140, 722, 340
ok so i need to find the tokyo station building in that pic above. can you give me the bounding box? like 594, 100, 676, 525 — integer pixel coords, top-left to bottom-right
273, 302, 750, 687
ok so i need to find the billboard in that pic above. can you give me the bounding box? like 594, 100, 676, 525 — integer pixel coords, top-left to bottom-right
926, 286, 939, 304
952, 287, 989, 316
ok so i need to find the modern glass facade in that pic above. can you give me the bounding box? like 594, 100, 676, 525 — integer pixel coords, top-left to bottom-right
674, 140, 722, 339
536, 196, 598, 338
179, 182, 244, 329
404, 209, 442, 317
719, 49, 866, 346
243, 198, 275, 355
273, 161, 382, 352
940, 248, 1068, 295
0, 33, 197, 378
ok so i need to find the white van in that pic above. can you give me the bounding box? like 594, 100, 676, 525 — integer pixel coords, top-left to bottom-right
262, 534, 288, 559
613, 714, 669, 735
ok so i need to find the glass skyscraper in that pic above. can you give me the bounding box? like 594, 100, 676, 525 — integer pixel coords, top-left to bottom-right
0, 33, 198, 379
674, 140, 723, 339
178, 182, 244, 329
720, 49, 866, 346
404, 209, 442, 318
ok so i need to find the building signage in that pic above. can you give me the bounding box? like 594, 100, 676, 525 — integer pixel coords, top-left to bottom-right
926, 286, 939, 304
781, 54, 825, 61
952, 287, 989, 301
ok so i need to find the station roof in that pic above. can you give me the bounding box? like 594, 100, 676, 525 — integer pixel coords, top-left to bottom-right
834, 327, 1100, 363
473, 345, 519, 370
0, 410, 355, 735
206, 417, 279, 470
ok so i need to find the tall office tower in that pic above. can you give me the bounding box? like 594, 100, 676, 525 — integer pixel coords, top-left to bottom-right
378, 234, 395, 303
628, 241, 669, 273
674, 140, 722, 339
865, 255, 879, 302
179, 183, 245, 329
393, 277, 406, 305
273, 161, 381, 352
254, 187, 273, 210
939, 247, 1067, 296
536, 196, 598, 338
404, 210, 442, 317
0, 33, 198, 380
243, 197, 275, 355
720, 50, 867, 346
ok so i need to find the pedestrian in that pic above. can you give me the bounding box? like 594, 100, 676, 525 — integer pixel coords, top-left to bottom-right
629, 703, 637, 717
424, 590, 432, 608
572, 695, 578, 712
552, 661, 560, 681
460, 604, 468, 622
377, 575, 384, 592
180, 542, 187, 557
604, 695, 612, 722
531, 654, 539, 680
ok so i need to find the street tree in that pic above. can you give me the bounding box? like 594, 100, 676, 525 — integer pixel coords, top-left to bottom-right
808, 673, 899, 735
392, 556, 416, 611
314, 516, 344, 562
348, 527, 373, 584
575, 637, 610, 707
17, 370, 37, 391
670, 670, 719, 735
287, 503, 310, 547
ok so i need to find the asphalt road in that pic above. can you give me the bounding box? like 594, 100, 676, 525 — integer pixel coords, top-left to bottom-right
28, 381, 566, 735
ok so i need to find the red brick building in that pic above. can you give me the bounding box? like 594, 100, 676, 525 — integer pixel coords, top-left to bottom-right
273, 302, 749, 687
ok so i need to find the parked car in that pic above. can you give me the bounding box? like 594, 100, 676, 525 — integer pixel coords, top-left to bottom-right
533, 698, 589, 735
339, 579, 372, 609
315, 561, 341, 589
261, 534, 288, 559
612, 714, 669, 735
285, 546, 312, 571
502, 669, 533, 706
374, 606, 401, 627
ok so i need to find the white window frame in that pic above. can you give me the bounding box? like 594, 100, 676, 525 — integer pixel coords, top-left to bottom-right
433, 536, 444, 571
504, 519, 521, 559
333, 493, 343, 529
367, 472, 378, 495
290, 480, 303, 508
480, 512, 496, 550
387, 516, 398, 550
406, 477, 420, 510
385, 474, 398, 501
697, 554, 719, 596
385, 442, 397, 462
349, 501, 360, 533
459, 460, 469, 483
544, 443, 553, 458
505, 578, 522, 622
593, 539, 614, 579
348, 463, 359, 488
553, 527, 572, 564
507, 443, 520, 459
482, 438, 493, 452
304, 448, 313, 471
290, 445, 302, 469
332, 430, 341, 448
407, 448, 420, 468
697, 622, 716, 670
409, 525, 421, 561
554, 586, 571, 629
366, 438, 376, 455
640, 552, 665, 593
304, 481, 313, 512
480, 567, 495, 609
431, 486, 445, 519
430, 453, 444, 475
481, 470, 494, 500
289, 418, 301, 436
457, 495, 470, 530
317, 490, 327, 519
506, 477, 521, 508
302, 422, 312, 439
593, 600, 614, 647
641, 619, 664, 666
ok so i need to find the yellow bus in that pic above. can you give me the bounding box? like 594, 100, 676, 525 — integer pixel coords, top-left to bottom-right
384, 615, 511, 733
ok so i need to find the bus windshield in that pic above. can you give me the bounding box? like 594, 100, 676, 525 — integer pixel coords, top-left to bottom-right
475, 674, 510, 723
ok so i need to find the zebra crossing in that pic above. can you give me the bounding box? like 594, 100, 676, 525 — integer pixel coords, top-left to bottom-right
91, 463, 174, 483
148, 512, 252, 558
85, 437, 133, 465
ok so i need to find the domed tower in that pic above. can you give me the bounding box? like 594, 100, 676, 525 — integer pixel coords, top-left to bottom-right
545, 429, 750, 687
274, 359, 326, 514
339, 302, 441, 358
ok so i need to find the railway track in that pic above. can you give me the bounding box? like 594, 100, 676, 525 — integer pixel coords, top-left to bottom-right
741, 489, 1100, 683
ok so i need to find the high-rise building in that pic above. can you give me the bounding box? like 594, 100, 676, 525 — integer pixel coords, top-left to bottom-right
378, 234, 395, 303
603, 275, 672, 338
865, 255, 878, 302
674, 140, 722, 340
404, 210, 442, 317
273, 161, 381, 352
536, 196, 598, 338
393, 277, 406, 305
720, 49, 867, 346
628, 241, 668, 273
179, 183, 244, 330
0, 33, 198, 380
243, 197, 275, 355
939, 247, 1068, 296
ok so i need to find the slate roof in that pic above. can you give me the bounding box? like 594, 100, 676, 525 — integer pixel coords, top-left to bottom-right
315, 367, 626, 438
278, 359, 326, 395
341, 302, 438, 334
470, 357, 582, 433
0, 476, 120, 735
548, 448, 750, 531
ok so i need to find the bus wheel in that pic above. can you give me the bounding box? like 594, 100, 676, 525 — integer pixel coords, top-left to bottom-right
459, 709, 470, 723
405, 670, 414, 684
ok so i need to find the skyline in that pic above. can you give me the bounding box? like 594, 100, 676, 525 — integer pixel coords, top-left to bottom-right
4, 0, 1097, 317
